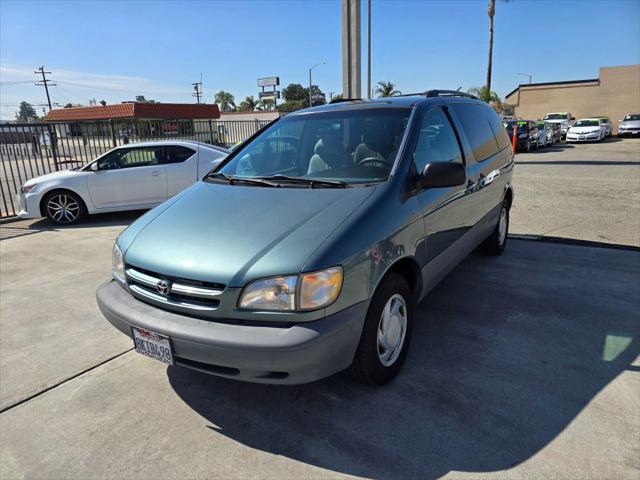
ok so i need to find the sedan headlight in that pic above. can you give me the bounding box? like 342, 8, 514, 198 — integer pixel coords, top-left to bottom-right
239, 267, 343, 312
112, 243, 125, 283
20, 183, 36, 193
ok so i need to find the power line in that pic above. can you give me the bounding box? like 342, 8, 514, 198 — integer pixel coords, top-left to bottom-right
56, 80, 186, 96
34, 66, 56, 110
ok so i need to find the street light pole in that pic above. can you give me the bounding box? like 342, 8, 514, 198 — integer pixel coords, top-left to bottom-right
367, 0, 371, 99
309, 62, 325, 107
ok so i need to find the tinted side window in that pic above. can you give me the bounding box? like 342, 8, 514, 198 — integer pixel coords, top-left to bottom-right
163, 146, 195, 164
479, 104, 511, 151
412, 107, 463, 173
450, 103, 499, 162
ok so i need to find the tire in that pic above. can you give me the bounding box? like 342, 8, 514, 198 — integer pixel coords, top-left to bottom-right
42, 190, 87, 225
348, 272, 414, 386
480, 199, 509, 256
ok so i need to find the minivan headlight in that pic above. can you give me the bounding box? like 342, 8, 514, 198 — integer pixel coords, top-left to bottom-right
112, 243, 125, 283
239, 275, 297, 311
238, 267, 343, 312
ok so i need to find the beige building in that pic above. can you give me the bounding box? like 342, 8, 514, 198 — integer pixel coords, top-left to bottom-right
219, 110, 283, 122
505, 65, 640, 134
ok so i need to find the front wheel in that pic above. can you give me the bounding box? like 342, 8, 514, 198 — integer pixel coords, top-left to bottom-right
43, 191, 87, 225
480, 200, 509, 255
348, 272, 413, 386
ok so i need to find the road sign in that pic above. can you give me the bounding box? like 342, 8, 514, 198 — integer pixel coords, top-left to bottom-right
257, 77, 280, 87
259, 91, 280, 99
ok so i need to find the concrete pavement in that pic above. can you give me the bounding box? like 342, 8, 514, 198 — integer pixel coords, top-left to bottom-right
1, 217, 638, 479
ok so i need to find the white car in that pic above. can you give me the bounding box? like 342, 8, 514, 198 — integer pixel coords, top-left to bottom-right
17, 140, 228, 225
566, 118, 606, 143
542, 112, 574, 138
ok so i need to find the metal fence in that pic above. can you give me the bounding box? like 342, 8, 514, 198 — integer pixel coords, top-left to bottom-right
0, 119, 271, 219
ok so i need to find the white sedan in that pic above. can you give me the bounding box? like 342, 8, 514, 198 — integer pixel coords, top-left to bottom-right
566, 118, 606, 143
17, 140, 228, 225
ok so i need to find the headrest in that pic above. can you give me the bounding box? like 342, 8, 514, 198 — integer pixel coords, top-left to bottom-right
314, 133, 343, 155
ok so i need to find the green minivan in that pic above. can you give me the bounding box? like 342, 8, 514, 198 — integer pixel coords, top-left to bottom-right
97, 90, 514, 386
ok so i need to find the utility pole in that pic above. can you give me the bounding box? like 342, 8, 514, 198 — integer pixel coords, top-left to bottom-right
192, 74, 203, 104
367, 0, 371, 99
309, 62, 325, 107
34, 66, 56, 111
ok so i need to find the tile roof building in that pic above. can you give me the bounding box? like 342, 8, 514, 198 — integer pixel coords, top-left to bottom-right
45, 103, 220, 121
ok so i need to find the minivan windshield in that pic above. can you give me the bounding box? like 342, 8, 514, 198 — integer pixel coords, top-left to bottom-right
543, 113, 569, 120
214, 108, 411, 185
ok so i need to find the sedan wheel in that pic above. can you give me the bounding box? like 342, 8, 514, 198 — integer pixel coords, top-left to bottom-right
44, 192, 86, 225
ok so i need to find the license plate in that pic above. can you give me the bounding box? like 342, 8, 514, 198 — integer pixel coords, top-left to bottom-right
132, 327, 174, 365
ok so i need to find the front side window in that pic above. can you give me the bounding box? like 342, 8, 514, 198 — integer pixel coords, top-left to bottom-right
412, 108, 462, 174
216, 108, 411, 184
450, 103, 500, 162
98, 147, 161, 170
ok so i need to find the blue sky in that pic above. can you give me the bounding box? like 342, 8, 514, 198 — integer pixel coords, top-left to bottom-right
1, 0, 639, 119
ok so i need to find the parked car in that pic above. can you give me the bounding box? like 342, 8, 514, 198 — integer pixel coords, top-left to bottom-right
542, 112, 574, 139
547, 123, 562, 144
566, 118, 606, 143
504, 120, 539, 151
534, 121, 551, 147
17, 141, 228, 225
97, 90, 515, 387
597, 117, 612, 137
618, 114, 640, 138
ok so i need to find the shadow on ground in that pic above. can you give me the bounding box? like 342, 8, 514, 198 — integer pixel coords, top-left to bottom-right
167, 240, 640, 479
0, 210, 146, 240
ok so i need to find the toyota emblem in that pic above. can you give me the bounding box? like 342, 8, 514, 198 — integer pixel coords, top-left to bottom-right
156, 280, 171, 295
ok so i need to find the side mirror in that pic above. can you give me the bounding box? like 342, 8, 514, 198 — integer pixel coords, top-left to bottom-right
90, 162, 99, 171
419, 162, 466, 189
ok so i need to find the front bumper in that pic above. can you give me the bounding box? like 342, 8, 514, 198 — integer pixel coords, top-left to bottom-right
16, 192, 41, 219
618, 130, 640, 137
566, 132, 601, 142
96, 280, 368, 384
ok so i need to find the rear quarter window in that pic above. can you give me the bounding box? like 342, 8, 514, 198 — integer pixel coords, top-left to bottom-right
450, 103, 500, 162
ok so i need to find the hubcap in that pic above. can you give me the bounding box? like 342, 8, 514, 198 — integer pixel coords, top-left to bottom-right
498, 207, 508, 246
377, 294, 408, 367
47, 194, 80, 223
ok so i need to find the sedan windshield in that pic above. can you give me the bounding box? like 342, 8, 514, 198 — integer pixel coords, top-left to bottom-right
543, 114, 569, 120
574, 120, 600, 127
215, 108, 411, 185
624, 114, 640, 121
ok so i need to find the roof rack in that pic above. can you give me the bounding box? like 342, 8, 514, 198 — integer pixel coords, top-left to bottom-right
329, 98, 361, 104
424, 90, 478, 99
393, 90, 478, 100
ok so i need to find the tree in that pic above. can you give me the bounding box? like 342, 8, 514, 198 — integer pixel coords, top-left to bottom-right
282, 83, 307, 103
214, 91, 236, 112
238, 96, 258, 112
486, 0, 496, 99
258, 98, 275, 110
331, 93, 343, 102
280, 83, 326, 111
18, 101, 36, 121
468, 86, 500, 103
375, 81, 401, 98
99, 100, 107, 106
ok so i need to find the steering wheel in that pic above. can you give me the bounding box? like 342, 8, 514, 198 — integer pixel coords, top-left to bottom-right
357, 156, 388, 169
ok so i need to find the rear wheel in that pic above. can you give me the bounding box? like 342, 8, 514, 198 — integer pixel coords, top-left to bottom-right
43, 191, 87, 225
348, 272, 413, 386
480, 200, 509, 256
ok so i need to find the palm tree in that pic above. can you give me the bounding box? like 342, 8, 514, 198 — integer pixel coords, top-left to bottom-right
214, 91, 236, 112
486, 0, 496, 97
238, 96, 258, 112
468, 86, 500, 103
375, 81, 401, 98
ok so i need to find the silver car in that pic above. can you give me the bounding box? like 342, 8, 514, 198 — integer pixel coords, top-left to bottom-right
618, 114, 640, 138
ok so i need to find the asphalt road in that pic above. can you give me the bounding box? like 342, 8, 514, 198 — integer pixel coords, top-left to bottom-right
510, 138, 640, 246
1, 138, 639, 479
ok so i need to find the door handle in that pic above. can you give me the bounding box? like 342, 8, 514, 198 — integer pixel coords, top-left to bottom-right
151, 170, 162, 177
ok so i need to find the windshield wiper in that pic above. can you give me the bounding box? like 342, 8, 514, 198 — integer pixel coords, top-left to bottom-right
206, 172, 280, 187
257, 174, 347, 188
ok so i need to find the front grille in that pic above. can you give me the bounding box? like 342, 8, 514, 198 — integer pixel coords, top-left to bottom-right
125, 265, 224, 312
